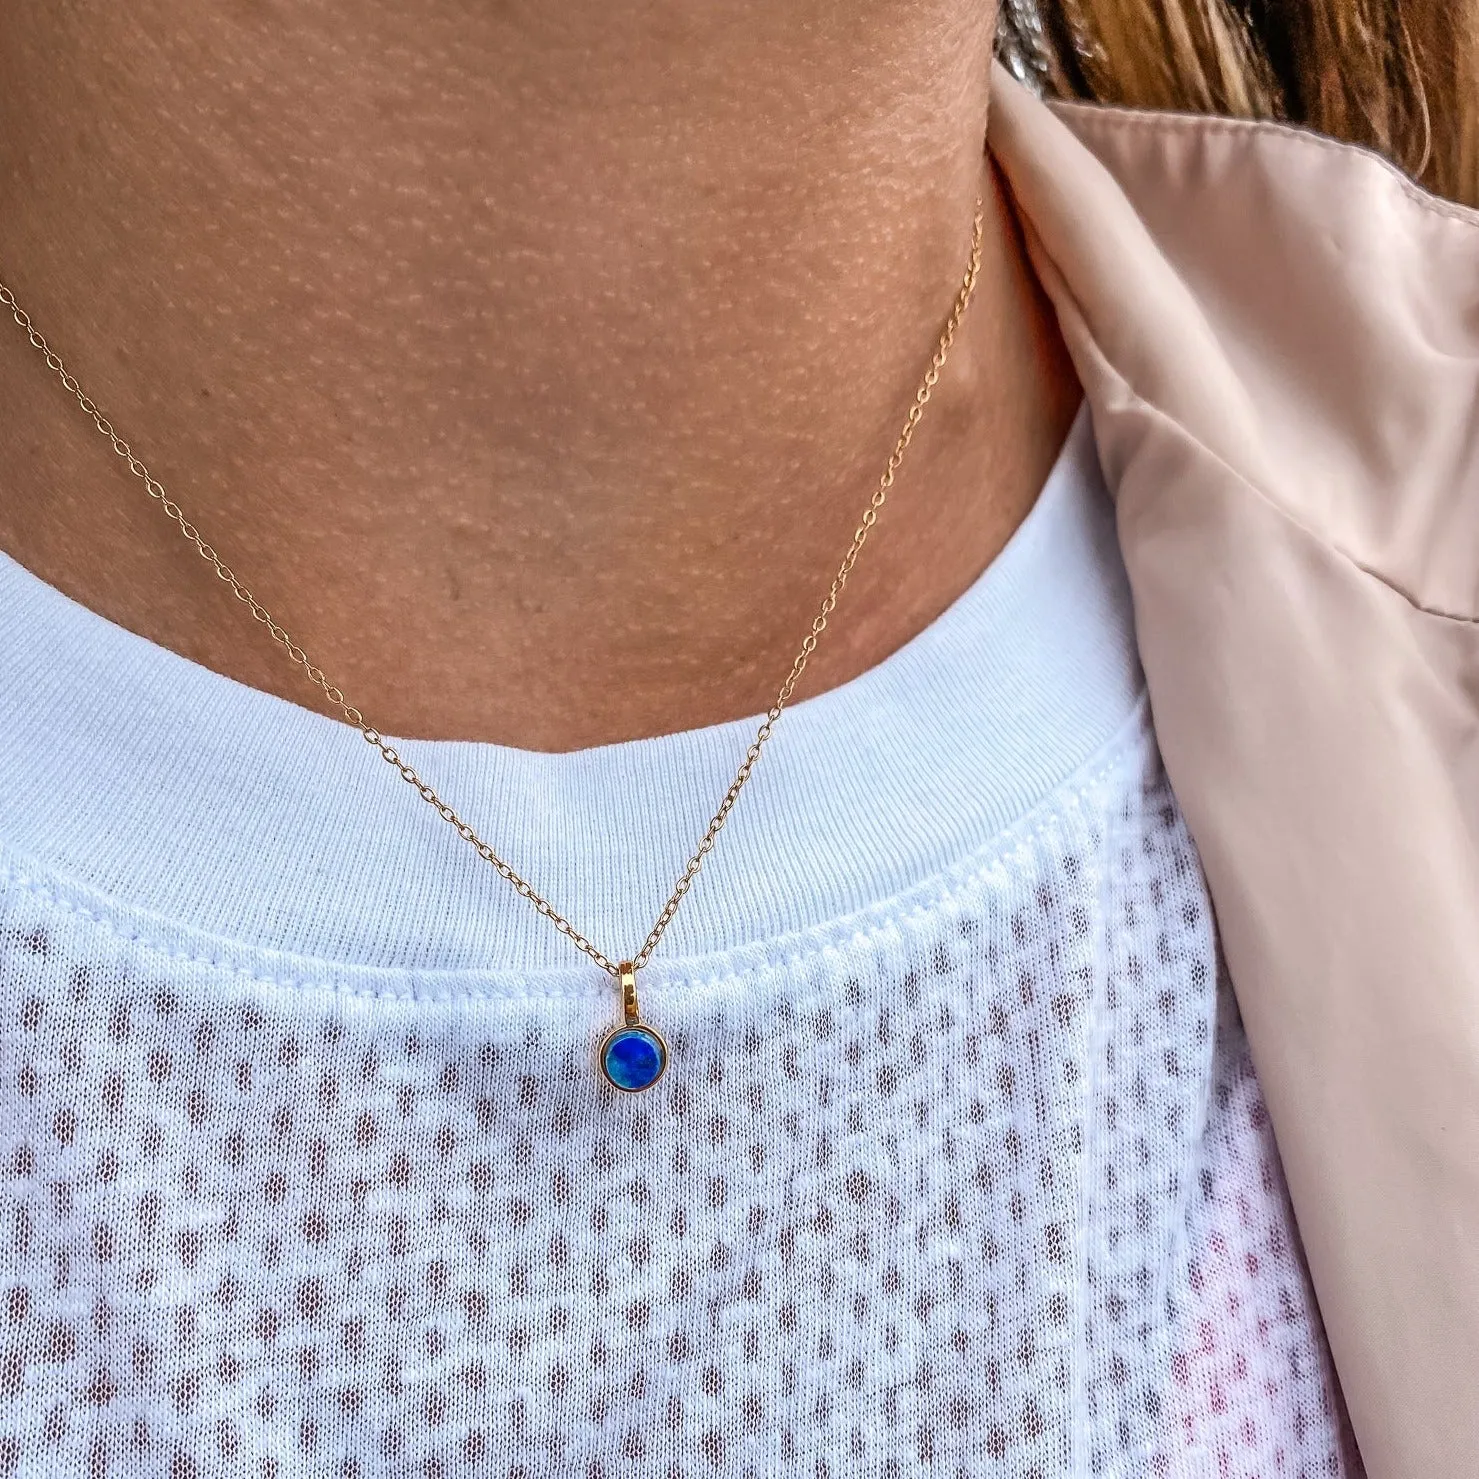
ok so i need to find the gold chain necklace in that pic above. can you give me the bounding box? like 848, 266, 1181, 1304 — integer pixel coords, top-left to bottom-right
0, 198, 984, 1093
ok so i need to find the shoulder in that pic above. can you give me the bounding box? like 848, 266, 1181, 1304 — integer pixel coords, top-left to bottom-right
990, 65, 1479, 621
987, 70, 1479, 1479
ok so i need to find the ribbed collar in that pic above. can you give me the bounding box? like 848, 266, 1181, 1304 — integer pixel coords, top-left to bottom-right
0, 401, 1144, 974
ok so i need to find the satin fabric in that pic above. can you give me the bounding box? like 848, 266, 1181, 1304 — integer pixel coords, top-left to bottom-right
985, 64, 1479, 1479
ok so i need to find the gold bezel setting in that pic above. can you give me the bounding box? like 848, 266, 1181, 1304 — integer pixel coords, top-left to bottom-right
597, 1020, 669, 1094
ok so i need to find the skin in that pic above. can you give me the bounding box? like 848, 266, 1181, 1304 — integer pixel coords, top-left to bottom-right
0, 0, 1081, 750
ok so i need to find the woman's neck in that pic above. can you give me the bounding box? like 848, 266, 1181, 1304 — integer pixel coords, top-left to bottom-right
0, 0, 1080, 747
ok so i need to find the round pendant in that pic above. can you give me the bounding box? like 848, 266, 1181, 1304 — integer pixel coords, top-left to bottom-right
599, 1022, 668, 1093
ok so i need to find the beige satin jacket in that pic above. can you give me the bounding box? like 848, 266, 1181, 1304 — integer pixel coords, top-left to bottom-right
982, 61, 1479, 1479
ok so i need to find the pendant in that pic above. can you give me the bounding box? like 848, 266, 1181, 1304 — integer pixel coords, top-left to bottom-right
597, 961, 669, 1093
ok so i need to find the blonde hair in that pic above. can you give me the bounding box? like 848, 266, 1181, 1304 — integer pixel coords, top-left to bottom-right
996, 0, 1479, 206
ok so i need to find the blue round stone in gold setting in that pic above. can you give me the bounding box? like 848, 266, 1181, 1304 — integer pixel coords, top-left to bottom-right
599, 1023, 668, 1093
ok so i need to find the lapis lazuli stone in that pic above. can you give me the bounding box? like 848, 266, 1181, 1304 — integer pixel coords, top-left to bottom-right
601, 1024, 667, 1092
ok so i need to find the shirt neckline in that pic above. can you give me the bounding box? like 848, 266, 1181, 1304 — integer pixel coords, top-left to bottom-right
0, 401, 1145, 974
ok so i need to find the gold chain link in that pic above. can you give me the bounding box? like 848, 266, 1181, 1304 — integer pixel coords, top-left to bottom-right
0, 197, 985, 978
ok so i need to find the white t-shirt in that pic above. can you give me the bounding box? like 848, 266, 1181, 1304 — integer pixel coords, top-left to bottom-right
0, 404, 1362, 1476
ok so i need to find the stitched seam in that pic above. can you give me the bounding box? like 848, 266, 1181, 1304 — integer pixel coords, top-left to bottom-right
0, 699, 1158, 1006
1342, 560, 1479, 626
1044, 97, 1479, 230
1087, 358, 1479, 624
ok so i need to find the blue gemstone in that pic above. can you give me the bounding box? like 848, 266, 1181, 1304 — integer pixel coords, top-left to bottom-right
601, 1025, 666, 1092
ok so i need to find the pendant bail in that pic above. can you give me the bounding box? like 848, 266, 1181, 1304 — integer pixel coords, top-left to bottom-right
619, 960, 639, 1024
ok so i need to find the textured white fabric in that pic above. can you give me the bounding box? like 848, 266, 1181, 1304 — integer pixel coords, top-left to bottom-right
0, 409, 1361, 1476
0, 407, 1142, 974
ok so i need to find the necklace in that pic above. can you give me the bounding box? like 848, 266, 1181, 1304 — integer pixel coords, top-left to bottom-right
0, 197, 985, 1094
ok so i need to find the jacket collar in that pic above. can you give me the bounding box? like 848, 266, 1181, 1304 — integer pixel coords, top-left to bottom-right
986, 62, 1479, 1479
